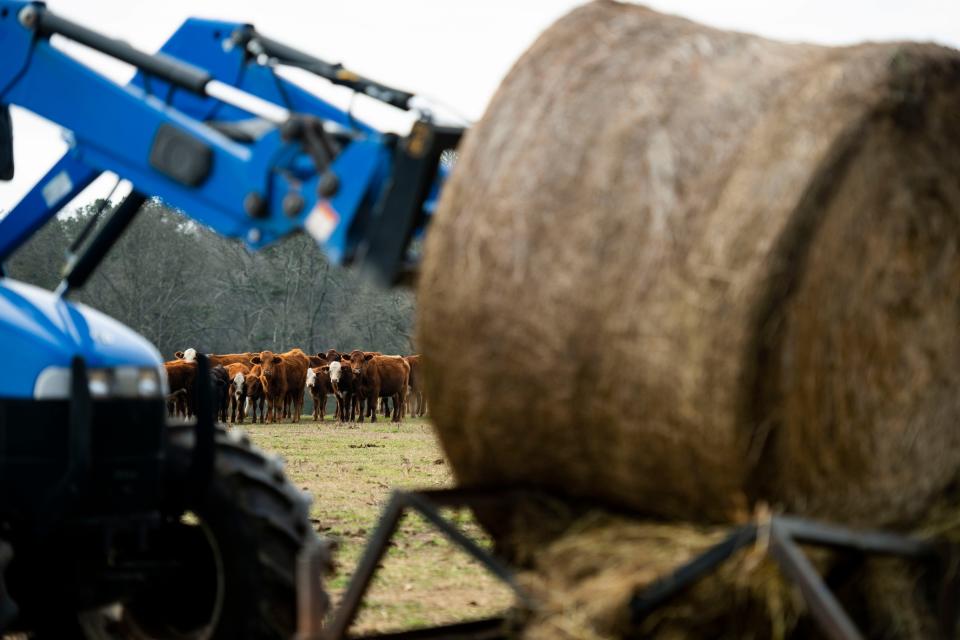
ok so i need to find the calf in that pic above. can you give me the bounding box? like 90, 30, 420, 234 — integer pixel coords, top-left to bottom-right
325, 360, 360, 422
209, 365, 231, 423
245, 365, 266, 424
226, 362, 251, 423
166, 388, 188, 418
305, 366, 334, 422
356, 355, 409, 423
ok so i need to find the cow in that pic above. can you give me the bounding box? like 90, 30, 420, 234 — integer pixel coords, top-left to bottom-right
164, 360, 197, 418
209, 364, 231, 423
355, 355, 409, 423
225, 362, 251, 423
405, 354, 425, 417
175, 348, 255, 368
245, 365, 266, 423
320, 349, 343, 362
166, 388, 188, 418
252, 349, 309, 423
324, 360, 360, 423
305, 366, 334, 422
252, 351, 284, 423
346, 350, 382, 364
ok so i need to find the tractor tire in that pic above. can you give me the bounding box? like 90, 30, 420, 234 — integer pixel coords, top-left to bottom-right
64, 424, 319, 640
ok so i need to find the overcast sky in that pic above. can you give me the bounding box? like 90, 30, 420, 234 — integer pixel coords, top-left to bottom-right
2, 0, 960, 214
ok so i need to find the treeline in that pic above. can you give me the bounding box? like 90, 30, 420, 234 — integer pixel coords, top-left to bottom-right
5, 199, 416, 359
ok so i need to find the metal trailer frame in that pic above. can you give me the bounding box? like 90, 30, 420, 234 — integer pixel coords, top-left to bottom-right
297, 488, 955, 640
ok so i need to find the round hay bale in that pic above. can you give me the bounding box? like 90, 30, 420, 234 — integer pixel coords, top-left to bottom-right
417, 0, 960, 528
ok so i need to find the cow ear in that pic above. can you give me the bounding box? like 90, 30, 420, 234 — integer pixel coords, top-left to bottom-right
320, 365, 330, 372
251, 356, 261, 364
175, 351, 184, 359
317, 352, 324, 358
272, 356, 282, 364
364, 353, 375, 361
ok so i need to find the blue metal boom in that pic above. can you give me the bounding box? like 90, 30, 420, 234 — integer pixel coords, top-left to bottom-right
0, 3, 461, 279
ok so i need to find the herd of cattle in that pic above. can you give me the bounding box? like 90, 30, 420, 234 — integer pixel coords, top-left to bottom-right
163, 348, 424, 424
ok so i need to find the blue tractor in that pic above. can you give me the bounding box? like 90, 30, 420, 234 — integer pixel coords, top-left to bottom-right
0, 2, 461, 636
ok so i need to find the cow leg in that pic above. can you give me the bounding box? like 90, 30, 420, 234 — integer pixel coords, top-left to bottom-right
370, 385, 380, 424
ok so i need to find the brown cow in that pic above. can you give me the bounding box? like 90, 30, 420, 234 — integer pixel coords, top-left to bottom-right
405, 355, 425, 417
252, 349, 309, 423
356, 355, 409, 423
320, 349, 343, 362
252, 351, 284, 423
164, 360, 196, 418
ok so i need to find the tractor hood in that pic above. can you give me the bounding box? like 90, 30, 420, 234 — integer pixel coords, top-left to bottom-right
0, 278, 163, 398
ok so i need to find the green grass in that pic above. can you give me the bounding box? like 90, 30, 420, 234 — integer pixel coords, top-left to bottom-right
243, 416, 513, 634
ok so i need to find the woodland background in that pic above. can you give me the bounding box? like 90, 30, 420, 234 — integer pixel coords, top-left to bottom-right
4, 198, 416, 360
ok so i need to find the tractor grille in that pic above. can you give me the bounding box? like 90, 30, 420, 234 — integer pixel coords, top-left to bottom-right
0, 397, 165, 521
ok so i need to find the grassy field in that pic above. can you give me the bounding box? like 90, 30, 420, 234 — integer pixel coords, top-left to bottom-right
243, 416, 514, 635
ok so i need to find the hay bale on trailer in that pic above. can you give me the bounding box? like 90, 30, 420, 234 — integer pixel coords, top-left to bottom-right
419, 0, 960, 529
418, 0, 960, 635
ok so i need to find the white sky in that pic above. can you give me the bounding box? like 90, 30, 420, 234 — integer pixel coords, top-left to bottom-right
2, 0, 960, 214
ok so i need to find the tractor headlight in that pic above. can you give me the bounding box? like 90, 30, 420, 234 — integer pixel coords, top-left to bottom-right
87, 369, 111, 398
34, 365, 166, 400
137, 370, 161, 397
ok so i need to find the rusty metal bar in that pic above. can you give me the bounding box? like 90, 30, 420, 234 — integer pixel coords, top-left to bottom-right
404, 492, 530, 607
320, 490, 528, 639
769, 520, 864, 640
324, 491, 407, 639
